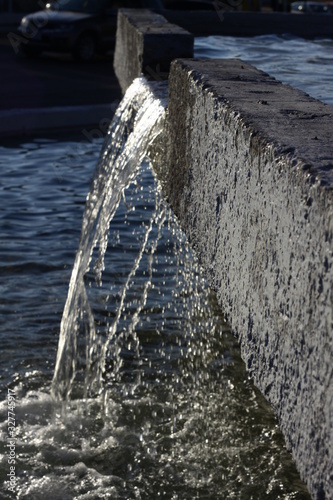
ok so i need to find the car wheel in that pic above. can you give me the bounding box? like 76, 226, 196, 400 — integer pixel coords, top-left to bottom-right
73, 34, 96, 61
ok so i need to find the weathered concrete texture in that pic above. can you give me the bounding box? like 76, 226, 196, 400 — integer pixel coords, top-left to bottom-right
113, 9, 193, 94
152, 59, 333, 499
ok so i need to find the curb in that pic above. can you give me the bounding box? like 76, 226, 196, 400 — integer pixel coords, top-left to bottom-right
0, 103, 119, 138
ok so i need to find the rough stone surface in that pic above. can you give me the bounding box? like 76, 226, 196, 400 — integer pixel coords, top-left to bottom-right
152, 59, 333, 500
113, 9, 193, 93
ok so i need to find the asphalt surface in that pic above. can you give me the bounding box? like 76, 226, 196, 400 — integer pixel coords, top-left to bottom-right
0, 37, 121, 110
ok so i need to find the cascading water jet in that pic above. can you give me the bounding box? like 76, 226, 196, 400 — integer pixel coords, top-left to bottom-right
51, 77, 168, 401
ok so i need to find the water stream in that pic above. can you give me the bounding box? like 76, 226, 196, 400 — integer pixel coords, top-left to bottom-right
51, 78, 168, 401
0, 36, 324, 497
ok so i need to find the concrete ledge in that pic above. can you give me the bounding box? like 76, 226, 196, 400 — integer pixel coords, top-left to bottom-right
152, 58, 333, 499
0, 103, 118, 138
113, 9, 193, 93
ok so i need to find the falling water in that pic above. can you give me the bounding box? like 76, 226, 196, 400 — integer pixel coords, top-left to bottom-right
51, 78, 168, 401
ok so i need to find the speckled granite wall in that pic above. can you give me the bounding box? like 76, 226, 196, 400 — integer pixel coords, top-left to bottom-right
152, 59, 333, 500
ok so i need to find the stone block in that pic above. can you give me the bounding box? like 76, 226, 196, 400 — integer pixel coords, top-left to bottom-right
113, 9, 193, 93
152, 58, 333, 499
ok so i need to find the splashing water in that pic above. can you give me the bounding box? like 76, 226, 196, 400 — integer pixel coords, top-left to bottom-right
51, 78, 168, 400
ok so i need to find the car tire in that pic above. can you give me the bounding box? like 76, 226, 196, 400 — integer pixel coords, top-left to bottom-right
73, 33, 96, 61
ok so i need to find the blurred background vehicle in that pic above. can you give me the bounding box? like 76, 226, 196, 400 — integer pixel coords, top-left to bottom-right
16, 0, 160, 61
290, 0, 333, 12
15, 0, 221, 60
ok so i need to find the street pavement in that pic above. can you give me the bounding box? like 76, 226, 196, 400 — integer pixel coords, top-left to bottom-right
0, 22, 122, 138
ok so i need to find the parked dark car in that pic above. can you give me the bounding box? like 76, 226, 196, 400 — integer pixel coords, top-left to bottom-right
290, 0, 333, 12
17, 0, 216, 61
17, 0, 164, 60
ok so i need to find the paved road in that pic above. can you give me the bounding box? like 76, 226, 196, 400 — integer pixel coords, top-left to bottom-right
0, 36, 122, 137
0, 37, 121, 110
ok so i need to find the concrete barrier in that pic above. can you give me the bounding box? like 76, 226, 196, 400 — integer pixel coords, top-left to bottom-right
114, 9, 333, 500
113, 9, 193, 93
153, 58, 333, 499
0, 103, 117, 138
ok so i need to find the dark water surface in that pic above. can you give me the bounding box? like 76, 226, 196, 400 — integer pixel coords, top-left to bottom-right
0, 137, 96, 395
